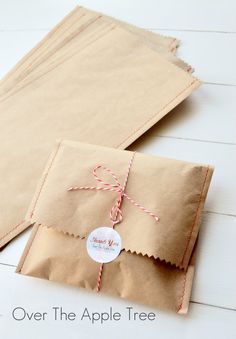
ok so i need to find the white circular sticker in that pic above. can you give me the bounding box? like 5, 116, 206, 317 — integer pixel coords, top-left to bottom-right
86, 227, 122, 263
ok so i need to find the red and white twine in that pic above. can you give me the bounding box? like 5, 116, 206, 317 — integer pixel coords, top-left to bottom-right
68, 152, 159, 292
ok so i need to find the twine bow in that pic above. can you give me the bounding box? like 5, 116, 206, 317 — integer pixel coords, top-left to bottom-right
68, 152, 159, 291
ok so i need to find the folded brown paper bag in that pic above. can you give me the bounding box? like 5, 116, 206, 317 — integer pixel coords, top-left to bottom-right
0, 6, 183, 99
0, 23, 200, 250
16, 140, 213, 313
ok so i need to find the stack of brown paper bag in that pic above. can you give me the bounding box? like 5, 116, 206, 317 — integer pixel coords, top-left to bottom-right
0, 6, 203, 313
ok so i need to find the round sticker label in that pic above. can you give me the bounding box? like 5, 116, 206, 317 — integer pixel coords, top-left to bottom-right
86, 227, 122, 263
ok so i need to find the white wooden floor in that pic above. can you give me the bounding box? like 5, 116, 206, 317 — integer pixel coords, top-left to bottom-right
0, 1, 236, 338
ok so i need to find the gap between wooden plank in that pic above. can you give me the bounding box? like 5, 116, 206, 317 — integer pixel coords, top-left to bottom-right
191, 301, 236, 312
0, 28, 49, 32
156, 135, 236, 146
204, 82, 236, 87
1, 28, 236, 34
0, 262, 16, 268
205, 210, 236, 218
151, 28, 236, 34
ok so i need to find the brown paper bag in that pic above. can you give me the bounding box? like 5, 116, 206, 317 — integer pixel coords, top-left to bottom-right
0, 6, 182, 98
16, 140, 213, 313
0, 23, 200, 249
0, 19, 190, 102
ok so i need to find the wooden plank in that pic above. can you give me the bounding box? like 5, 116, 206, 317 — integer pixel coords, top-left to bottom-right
154, 30, 236, 85
0, 0, 236, 32
148, 84, 236, 144
0, 265, 236, 339
0, 0, 78, 31
0, 31, 48, 78
192, 212, 236, 310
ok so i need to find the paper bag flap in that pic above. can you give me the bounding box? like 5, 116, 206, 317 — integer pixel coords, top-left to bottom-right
26, 140, 213, 269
